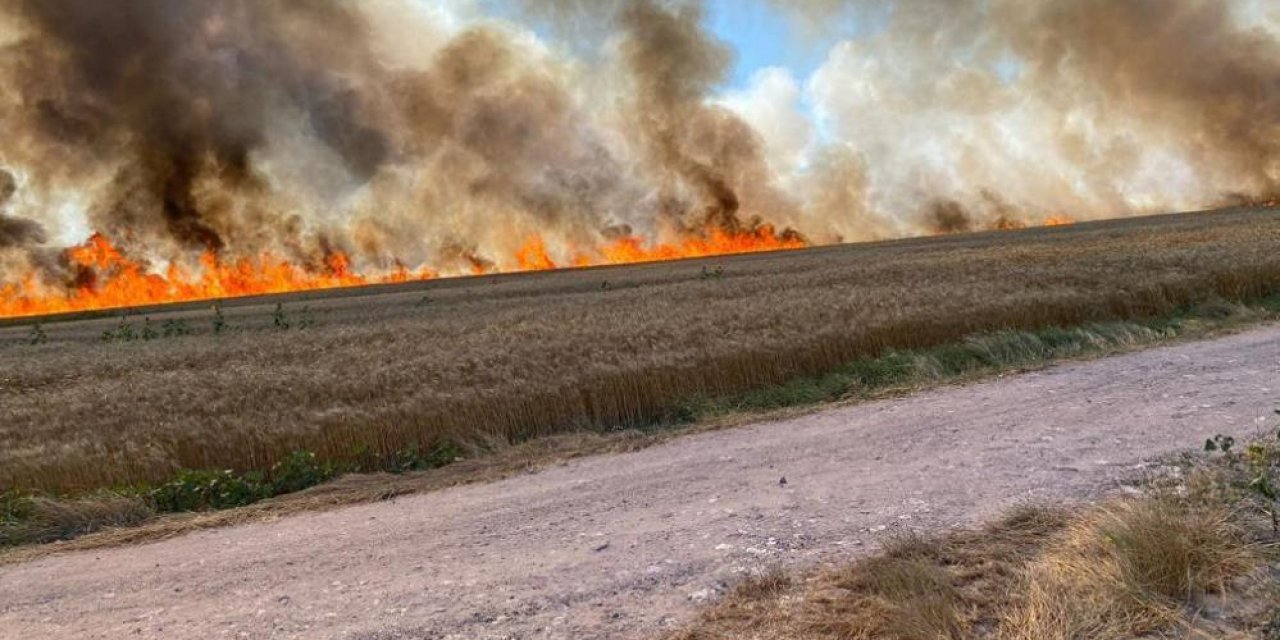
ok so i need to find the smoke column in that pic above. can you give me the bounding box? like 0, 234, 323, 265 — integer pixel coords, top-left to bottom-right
0, 0, 1277, 311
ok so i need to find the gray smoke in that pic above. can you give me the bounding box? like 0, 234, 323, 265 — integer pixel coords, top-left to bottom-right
0, 0, 1276, 287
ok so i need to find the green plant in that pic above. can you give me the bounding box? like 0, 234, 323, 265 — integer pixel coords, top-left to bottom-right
1204, 415, 1280, 535
145, 450, 347, 514
100, 315, 138, 342
140, 316, 159, 341
211, 303, 229, 334
27, 322, 47, 345
387, 442, 462, 473
273, 302, 290, 330
297, 305, 315, 329
268, 450, 337, 494
349, 442, 463, 474
149, 469, 271, 512
162, 318, 191, 338
1, 489, 33, 526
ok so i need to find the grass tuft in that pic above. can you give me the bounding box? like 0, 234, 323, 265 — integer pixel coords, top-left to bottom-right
1004, 499, 1252, 640
0, 494, 152, 546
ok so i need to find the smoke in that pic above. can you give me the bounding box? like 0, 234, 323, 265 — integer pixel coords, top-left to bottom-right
616, 0, 799, 235
1, 0, 392, 255
0, 0, 1277, 288
785, 0, 1280, 230
1002, 0, 1280, 199
0, 169, 46, 248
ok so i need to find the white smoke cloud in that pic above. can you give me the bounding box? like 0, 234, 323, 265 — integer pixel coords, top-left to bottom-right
795, 0, 1280, 232
720, 67, 814, 182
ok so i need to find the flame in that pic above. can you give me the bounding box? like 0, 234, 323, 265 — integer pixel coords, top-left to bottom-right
0, 233, 400, 318
515, 236, 558, 272
0, 226, 805, 318
0, 216, 1085, 319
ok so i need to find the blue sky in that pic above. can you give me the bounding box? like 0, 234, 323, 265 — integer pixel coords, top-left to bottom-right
707, 0, 891, 91
475, 0, 867, 92
705, 0, 840, 90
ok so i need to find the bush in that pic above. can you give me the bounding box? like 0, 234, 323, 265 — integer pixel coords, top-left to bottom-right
268, 451, 338, 495
150, 469, 272, 512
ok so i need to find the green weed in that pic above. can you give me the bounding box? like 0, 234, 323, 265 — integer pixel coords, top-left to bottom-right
211, 303, 229, 334
26, 323, 47, 345
101, 315, 137, 342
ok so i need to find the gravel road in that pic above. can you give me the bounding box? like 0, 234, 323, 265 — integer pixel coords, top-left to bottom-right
3, 326, 1278, 640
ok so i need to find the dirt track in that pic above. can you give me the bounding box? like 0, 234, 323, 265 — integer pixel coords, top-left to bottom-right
2, 326, 1279, 640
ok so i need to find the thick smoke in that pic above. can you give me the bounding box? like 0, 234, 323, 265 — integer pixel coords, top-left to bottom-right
2, 0, 390, 255
776, 0, 1280, 232
0, 0, 1277, 286
0, 169, 46, 248
616, 0, 799, 235
1002, 0, 1280, 200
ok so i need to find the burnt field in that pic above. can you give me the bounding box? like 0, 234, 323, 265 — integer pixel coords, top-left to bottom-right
3, 207, 1279, 497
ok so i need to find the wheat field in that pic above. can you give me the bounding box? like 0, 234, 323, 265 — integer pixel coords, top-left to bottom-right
3, 207, 1279, 495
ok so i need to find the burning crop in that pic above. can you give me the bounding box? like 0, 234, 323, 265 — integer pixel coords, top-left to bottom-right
0, 225, 804, 318
3, 208, 1278, 497
1, 0, 1279, 318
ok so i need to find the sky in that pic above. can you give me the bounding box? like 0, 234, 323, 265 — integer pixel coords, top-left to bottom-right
705, 0, 828, 89
473, 0, 860, 92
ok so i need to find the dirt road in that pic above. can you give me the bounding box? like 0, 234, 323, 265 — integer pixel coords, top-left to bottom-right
3, 326, 1279, 640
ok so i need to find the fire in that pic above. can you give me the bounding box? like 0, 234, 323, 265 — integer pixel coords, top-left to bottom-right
1, 226, 806, 319
0, 233, 392, 318
0, 216, 1084, 319
517, 224, 807, 271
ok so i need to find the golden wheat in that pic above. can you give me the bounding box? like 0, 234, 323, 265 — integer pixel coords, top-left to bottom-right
2, 208, 1279, 494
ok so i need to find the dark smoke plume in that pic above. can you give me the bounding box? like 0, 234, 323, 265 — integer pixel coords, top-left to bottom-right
0, 0, 1277, 286
0, 169, 46, 248
3, 0, 389, 253
617, 0, 798, 234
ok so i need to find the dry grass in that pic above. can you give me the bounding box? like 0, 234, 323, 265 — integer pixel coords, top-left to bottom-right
668, 443, 1280, 640
2, 208, 1280, 497
1000, 499, 1255, 640
0, 493, 153, 547
670, 500, 1271, 640
668, 506, 1073, 640
0, 428, 678, 563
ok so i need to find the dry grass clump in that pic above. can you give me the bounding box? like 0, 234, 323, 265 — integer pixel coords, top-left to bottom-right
669, 506, 1073, 640
0, 494, 153, 546
1, 208, 1279, 496
820, 540, 967, 639
1002, 499, 1253, 639
669, 462, 1277, 640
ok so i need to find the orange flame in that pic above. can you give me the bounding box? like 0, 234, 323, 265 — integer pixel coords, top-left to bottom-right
1043, 214, 1076, 226
1, 226, 805, 318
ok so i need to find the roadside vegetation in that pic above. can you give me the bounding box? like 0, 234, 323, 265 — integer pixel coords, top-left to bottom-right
667, 430, 1280, 640
1, 208, 1279, 549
